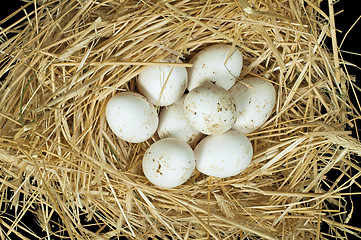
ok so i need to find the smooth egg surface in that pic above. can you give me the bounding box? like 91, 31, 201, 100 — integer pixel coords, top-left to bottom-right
158, 95, 203, 147
194, 130, 253, 178
230, 77, 276, 134
105, 92, 158, 143
137, 55, 187, 106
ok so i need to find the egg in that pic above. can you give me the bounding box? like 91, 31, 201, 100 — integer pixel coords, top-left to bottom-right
142, 138, 195, 188
229, 77, 276, 134
137, 55, 187, 106
184, 83, 236, 135
187, 44, 243, 91
105, 92, 158, 143
157, 95, 203, 147
194, 130, 253, 178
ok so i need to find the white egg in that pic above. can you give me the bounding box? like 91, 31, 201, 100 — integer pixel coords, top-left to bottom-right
142, 138, 195, 188
105, 92, 158, 143
184, 83, 236, 135
187, 44, 243, 91
158, 95, 203, 146
229, 77, 276, 134
137, 55, 187, 106
194, 130, 253, 178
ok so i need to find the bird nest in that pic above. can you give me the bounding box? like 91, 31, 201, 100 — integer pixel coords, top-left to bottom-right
1, 0, 361, 239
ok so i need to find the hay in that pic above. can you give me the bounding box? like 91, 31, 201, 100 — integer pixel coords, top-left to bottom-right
1, 0, 361, 239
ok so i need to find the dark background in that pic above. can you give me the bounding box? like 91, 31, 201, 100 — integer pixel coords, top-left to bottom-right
0, 0, 360, 239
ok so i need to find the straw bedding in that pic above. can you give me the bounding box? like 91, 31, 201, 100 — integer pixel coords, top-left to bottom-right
1, 0, 361, 239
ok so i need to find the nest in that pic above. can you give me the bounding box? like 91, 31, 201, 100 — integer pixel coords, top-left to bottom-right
1, 0, 361, 239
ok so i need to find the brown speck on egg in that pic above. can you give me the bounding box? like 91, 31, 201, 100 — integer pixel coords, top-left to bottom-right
156, 163, 163, 175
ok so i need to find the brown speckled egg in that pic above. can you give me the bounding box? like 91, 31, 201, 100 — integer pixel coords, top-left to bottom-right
184, 83, 236, 135
142, 138, 195, 188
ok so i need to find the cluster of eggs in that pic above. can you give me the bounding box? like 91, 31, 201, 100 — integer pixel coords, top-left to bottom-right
106, 44, 276, 188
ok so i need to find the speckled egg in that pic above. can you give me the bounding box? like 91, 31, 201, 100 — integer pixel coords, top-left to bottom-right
184, 83, 236, 135
142, 138, 195, 188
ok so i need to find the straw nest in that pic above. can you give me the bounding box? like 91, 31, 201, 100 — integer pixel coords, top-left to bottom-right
1, 0, 361, 239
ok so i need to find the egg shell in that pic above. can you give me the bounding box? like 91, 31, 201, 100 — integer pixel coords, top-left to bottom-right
194, 130, 253, 178
184, 83, 236, 135
229, 77, 276, 134
142, 138, 195, 188
137, 55, 187, 106
158, 95, 203, 147
105, 92, 158, 143
187, 44, 243, 91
